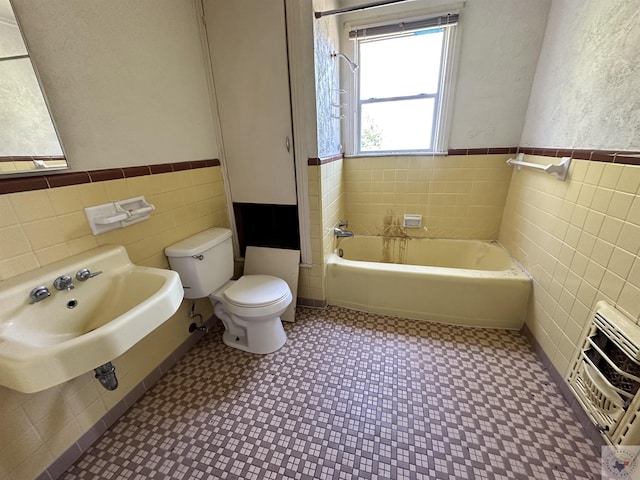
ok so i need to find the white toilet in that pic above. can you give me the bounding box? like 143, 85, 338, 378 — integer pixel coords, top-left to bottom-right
165, 228, 291, 354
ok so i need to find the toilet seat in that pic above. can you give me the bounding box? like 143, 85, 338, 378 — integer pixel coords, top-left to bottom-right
224, 275, 289, 308
215, 275, 292, 319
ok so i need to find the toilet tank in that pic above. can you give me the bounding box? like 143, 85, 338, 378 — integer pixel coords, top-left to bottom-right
164, 228, 234, 299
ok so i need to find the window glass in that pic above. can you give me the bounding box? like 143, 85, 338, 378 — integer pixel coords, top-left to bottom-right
359, 29, 444, 100
361, 98, 435, 151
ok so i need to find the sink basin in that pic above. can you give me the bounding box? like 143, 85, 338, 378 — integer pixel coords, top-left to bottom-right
0, 245, 184, 393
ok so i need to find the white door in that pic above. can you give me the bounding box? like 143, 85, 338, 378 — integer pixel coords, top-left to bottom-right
204, 0, 297, 205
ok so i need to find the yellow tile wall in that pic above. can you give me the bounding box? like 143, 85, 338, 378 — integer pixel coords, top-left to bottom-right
297, 166, 321, 300
297, 161, 344, 302
0, 166, 229, 480
499, 156, 640, 377
343, 154, 512, 239
320, 159, 344, 260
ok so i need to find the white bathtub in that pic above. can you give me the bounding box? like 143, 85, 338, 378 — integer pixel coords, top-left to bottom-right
326, 236, 531, 329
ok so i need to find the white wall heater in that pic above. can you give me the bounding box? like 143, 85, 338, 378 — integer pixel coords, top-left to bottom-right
568, 301, 640, 445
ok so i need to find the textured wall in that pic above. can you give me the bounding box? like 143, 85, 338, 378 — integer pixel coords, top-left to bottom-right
450, 0, 550, 148
11, 0, 219, 171
313, 0, 342, 158
521, 0, 640, 150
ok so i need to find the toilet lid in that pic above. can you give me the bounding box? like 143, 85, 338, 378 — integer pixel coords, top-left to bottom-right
223, 275, 290, 308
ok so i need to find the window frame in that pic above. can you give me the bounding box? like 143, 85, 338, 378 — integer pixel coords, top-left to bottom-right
344, 15, 459, 156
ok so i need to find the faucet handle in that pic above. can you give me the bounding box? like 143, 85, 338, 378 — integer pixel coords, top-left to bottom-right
29, 285, 51, 304
338, 220, 349, 228
53, 275, 74, 291
76, 268, 103, 281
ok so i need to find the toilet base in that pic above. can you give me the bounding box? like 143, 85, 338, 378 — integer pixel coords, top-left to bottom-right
214, 302, 287, 354
221, 323, 286, 354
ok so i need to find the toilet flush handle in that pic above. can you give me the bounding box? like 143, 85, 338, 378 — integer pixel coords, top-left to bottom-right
192, 255, 204, 261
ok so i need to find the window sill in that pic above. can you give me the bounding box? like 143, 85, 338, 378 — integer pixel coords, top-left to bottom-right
345, 151, 448, 158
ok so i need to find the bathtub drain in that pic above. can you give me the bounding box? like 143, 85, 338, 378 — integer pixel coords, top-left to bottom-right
338, 248, 344, 257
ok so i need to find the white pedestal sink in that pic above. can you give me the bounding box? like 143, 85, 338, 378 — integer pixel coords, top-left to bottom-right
0, 245, 184, 393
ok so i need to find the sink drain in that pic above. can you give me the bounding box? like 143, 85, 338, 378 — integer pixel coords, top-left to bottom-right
67, 299, 78, 309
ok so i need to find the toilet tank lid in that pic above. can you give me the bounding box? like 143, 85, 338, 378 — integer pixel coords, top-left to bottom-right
164, 228, 232, 257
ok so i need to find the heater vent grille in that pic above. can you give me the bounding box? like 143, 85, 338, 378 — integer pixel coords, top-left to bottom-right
594, 312, 640, 362
568, 301, 640, 444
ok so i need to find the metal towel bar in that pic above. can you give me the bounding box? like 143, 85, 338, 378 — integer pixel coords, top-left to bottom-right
506, 153, 571, 181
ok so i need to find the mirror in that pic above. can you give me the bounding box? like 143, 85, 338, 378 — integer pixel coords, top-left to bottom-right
0, 0, 67, 175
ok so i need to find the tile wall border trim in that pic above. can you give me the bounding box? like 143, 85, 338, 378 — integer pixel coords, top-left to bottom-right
332, 146, 640, 166
308, 154, 344, 166
521, 323, 604, 448
447, 147, 519, 155
517, 147, 640, 165
0, 159, 221, 195
35, 317, 216, 480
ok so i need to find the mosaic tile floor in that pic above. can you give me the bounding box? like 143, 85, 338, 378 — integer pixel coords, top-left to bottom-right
62, 306, 600, 479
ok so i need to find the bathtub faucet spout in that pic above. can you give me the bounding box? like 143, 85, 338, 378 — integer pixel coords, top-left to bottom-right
334, 227, 354, 238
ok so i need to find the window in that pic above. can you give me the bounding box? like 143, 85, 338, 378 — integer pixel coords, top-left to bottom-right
349, 15, 458, 154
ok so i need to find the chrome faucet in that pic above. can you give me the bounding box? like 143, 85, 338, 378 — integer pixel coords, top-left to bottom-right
334, 227, 354, 238
53, 275, 75, 291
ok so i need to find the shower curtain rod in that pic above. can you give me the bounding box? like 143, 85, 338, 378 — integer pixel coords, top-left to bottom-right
314, 0, 411, 19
